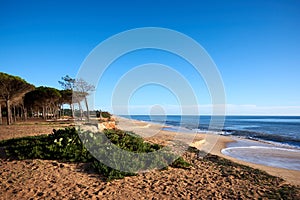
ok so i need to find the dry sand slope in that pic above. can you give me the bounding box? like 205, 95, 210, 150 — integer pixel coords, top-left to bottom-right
1, 151, 299, 199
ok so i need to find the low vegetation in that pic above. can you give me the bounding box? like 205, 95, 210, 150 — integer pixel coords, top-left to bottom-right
0, 127, 190, 180
100, 111, 112, 119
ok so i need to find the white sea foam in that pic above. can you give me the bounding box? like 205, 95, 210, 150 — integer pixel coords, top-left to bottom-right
222, 146, 300, 153
238, 118, 300, 123
226, 125, 261, 129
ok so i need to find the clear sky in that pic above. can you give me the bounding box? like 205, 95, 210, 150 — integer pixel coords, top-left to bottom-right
1, 0, 300, 115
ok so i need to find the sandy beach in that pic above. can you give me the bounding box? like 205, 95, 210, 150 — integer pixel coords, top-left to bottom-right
116, 116, 300, 186
0, 117, 299, 199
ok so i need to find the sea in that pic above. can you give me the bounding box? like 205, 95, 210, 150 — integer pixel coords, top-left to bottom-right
121, 115, 300, 170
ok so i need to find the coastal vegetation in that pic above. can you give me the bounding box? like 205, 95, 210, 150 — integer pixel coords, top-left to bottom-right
0, 127, 190, 180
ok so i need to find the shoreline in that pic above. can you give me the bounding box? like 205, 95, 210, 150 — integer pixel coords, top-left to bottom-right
1, 118, 300, 199
221, 138, 300, 171
116, 116, 300, 185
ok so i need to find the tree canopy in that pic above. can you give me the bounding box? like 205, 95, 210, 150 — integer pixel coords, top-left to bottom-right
0, 72, 34, 124
59, 75, 95, 121
24, 87, 61, 119
0, 73, 97, 125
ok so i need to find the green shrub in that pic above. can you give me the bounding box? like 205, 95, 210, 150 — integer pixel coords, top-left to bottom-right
1, 128, 92, 162
101, 111, 111, 119
0, 127, 190, 181
171, 157, 191, 169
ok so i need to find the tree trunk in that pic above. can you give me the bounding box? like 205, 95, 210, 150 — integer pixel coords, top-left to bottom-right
5, 100, 11, 125
0, 104, 2, 125
51, 106, 54, 119
30, 108, 34, 118
84, 97, 90, 122
70, 104, 75, 119
42, 106, 46, 120
13, 106, 16, 123
78, 101, 83, 120
19, 106, 22, 120
24, 107, 27, 121
21, 104, 26, 121
46, 106, 48, 119
49, 106, 52, 119
59, 105, 62, 119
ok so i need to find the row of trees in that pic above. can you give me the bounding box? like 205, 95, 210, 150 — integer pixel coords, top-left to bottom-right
0, 72, 34, 125
0, 73, 94, 125
24, 86, 66, 120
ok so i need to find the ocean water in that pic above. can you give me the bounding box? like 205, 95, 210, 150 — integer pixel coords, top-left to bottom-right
122, 115, 300, 148
122, 115, 300, 170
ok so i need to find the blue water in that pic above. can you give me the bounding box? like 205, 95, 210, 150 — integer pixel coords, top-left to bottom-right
122, 115, 300, 148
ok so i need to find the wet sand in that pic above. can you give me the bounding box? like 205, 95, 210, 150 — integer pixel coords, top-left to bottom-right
222, 142, 300, 170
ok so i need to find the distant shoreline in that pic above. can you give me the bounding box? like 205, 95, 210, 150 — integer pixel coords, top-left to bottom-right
121, 115, 300, 148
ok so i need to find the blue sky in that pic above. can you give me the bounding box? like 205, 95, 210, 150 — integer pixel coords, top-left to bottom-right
1, 0, 300, 115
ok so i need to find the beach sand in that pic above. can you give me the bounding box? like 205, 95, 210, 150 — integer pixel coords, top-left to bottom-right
116, 116, 300, 186
0, 117, 299, 199
0, 119, 74, 141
